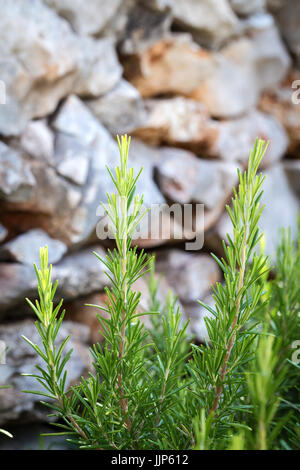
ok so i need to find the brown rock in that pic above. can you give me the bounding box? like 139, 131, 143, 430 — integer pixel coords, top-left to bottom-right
123, 34, 213, 98
259, 72, 300, 155
132, 97, 218, 153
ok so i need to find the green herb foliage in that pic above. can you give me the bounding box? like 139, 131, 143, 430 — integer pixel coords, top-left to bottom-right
23, 137, 300, 450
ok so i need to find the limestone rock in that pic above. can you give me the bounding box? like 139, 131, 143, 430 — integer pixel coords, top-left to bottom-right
132, 97, 218, 152
0, 143, 36, 204
0, 319, 91, 425
0, 0, 121, 136
269, 0, 300, 67
0, 229, 67, 265
169, 0, 238, 48
213, 110, 288, 168
87, 80, 147, 135
156, 147, 238, 210
74, 37, 122, 97
190, 38, 258, 117
248, 16, 291, 91
54, 133, 90, 186
44, 0, 122, 36
20, 120, 54, 164
229, 0, 266, 15
123, 34, 213, 97
155, 249, 220, 304
120, 2, 172, 55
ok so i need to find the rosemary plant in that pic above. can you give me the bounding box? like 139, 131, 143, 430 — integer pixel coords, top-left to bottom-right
22, 136, 300, 450
189, 139, 270, 447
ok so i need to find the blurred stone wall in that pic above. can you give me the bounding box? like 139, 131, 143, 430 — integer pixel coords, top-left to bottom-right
0, 0, 300, 430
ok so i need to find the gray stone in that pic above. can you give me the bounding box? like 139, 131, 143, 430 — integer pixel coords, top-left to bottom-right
120, 2, 172, 55
169, 0, 238, 48
0, 142, 36, 204
74, 37, 122, 97
0, 319, 91, 425
20, 120, 54, 164
52, 95, 102, 146
155, 249, 220, 304
213, 110, 288, 168
269, 0, 300, 67
44, 0, 122, 36
54, 133, 90, 186
249, 17, 291, 91
87, 80, 147, 135
188, 293, 215, 343
191, 38, 258, 118
229, 0, 266, 15
0, 0, 122, 136
156, 147, 238, 210
0, 229, 67, 265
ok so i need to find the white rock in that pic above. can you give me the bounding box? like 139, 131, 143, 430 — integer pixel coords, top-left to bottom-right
170, 0, 239, 48
0, 0, 122, 136
156, 147, 238, 210
229, 0, 266, 15
0, 142, 36, 203
44, 0, 122, 36
87, 79, 147, 134
191, 38, 258, 117
214, 110, 288, 167
0, 229, 67, 265
20, 120, 54, 164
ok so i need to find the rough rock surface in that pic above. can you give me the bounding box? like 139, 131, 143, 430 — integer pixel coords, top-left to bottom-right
133, 98, 288, 166
168, 0, 238, 48
230, 0, 266, 15
87, 79, 146, 135
0, 229, 67, 265
0, 319, 91, 424
269, 0, 300, 66
155, 249, 220, 304
123, 34, 213, 97
156, 148, 238, 210
0, 0, 122, 136
44, 0, 122, 36
0, 142, 36, 204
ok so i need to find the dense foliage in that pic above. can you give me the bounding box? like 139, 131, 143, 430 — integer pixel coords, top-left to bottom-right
21, 136, 299, 450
